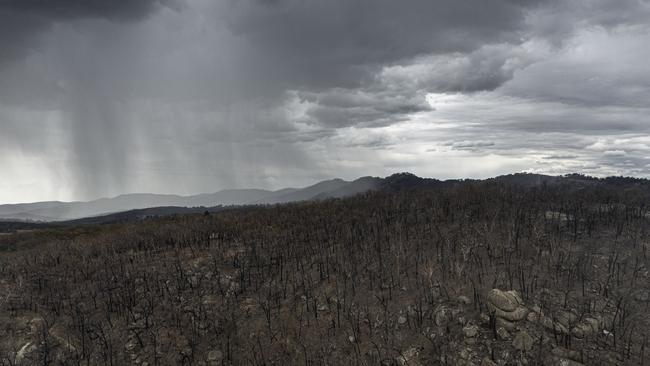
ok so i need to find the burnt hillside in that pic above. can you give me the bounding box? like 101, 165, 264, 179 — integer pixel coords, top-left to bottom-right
1, 181, 649, 365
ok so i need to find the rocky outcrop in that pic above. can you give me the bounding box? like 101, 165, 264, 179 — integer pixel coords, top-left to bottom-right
571, 316, 601, 338
487, 289, 522, 312
526, 307, 574, 335
486, 289, 529, 323
493, 306, 529, 321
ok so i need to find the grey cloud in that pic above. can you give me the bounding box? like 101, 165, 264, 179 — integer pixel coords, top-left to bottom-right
526, 0, 650, 44
410, 89, 650, 177
603, 150, 628, 157
3, 0, 172, 20
449, 141, 496, 150
380, 42, 549, 94
283, 0, 650, 129
0, 0, 172, 64
542, 155, 579, 160
2, 0, 650, 202
220, 0, 542, 90
298, 88, 431, 128
285, 39, 549, 128
501, 26, 650, 108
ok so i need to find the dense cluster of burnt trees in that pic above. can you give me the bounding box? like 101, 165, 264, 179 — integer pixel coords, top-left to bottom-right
1, 181, 649, 365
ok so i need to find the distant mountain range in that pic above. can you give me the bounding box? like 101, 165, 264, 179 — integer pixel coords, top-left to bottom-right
1, 172, 648, 223
0, 176, 390, 222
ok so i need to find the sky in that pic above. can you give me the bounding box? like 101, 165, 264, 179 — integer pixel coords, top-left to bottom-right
1, 0, 650, 203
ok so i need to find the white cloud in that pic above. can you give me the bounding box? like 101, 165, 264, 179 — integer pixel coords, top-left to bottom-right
603, 150, 628, 157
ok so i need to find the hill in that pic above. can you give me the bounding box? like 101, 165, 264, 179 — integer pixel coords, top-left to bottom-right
0, 178, 649, 365
3, 172, 650, 223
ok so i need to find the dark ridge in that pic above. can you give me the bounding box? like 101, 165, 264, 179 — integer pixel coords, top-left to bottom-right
3, 172, 650, 223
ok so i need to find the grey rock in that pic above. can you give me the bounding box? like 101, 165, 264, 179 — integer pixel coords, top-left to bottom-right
555, 310, 577, 328
493, 306, 529, 322
496, 317, 517, 331
571, 317, 600, 339
207, 350, 223, 362
487, 289, 522, 312
463, 324, 479, 338
512, 330, 533, 352
539, 315, 569, 335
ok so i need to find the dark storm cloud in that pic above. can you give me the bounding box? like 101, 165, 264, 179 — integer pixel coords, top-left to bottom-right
222, 0, 541, 89
0, 0, 171, 63
208, 0, 560, 128
3, 0, 170, 19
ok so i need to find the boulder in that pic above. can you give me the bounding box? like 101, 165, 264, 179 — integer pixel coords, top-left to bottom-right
486, 289, 528, 323
487, 289, 522, 312
207, 350, 223, 362
493, 306, 529, 322
463, 324, 479, 338
555, 310, 577, 328
512, 330, 533, 352
496, 317, 517, 331
539, 315, 569, 334
571, 317, 600, 339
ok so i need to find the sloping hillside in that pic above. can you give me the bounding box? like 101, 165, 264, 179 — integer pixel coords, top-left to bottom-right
1, 179, 648, 365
